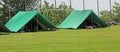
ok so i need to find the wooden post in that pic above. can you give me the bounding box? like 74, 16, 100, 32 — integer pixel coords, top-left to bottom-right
109, 0, 112, 18
83, 0, 85, 10
97, 0, 99, 16
40, 0, 42, 10
24, 0, 26, 11
55, 0, 56, 8
8, 0, 11, 19
70, 0, 72, 8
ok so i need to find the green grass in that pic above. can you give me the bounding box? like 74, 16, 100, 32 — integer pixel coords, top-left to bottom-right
0, 25, 120, 52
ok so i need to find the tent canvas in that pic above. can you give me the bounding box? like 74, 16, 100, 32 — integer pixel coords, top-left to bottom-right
57, 10, 108, 29
5, 10, 56, 32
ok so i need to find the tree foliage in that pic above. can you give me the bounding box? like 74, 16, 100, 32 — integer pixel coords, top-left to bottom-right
0, 0, 37, 22
113, 2, 120, 23
41, 1, 73, 26
100, 2, 120, 24
0, 0, 72, 25
100, 10, 111, 23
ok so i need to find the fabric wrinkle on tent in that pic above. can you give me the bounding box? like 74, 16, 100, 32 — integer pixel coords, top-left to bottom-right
5, 10, 56, 32
57, 10, 108, 29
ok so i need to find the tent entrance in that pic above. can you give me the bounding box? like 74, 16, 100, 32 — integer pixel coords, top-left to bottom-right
78, 15, 101, 29
19, 18, 47, 32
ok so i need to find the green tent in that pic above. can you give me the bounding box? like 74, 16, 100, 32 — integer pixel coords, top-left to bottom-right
57, 10, 108, 29
5, 10, 56, 32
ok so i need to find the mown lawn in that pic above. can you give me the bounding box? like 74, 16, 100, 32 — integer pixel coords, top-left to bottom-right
0, 25, 120, 52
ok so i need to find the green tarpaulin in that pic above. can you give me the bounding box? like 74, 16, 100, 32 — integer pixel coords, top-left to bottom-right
57, 10, 108, 29
5, 10, 56, 32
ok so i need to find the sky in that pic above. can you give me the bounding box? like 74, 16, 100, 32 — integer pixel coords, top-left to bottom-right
45, 0, 120, 14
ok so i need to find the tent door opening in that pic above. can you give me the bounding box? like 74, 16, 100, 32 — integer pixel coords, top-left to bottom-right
78, 15, 101, 29
19, 18, 46, 32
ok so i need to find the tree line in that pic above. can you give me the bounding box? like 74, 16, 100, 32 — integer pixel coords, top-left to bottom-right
100, 2, 120, 24
0, 0, 72, 26
0, 0, 120, 26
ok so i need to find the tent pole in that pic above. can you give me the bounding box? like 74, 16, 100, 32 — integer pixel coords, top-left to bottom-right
83, 0, 85, 10
37, 16, 39, 32
31, 21, 32, 31
8, 0, 11, 20
97, 0, 99, 16
91, 14, 94, 26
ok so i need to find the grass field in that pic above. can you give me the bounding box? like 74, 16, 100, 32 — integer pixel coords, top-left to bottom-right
0, 25, 120, 52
